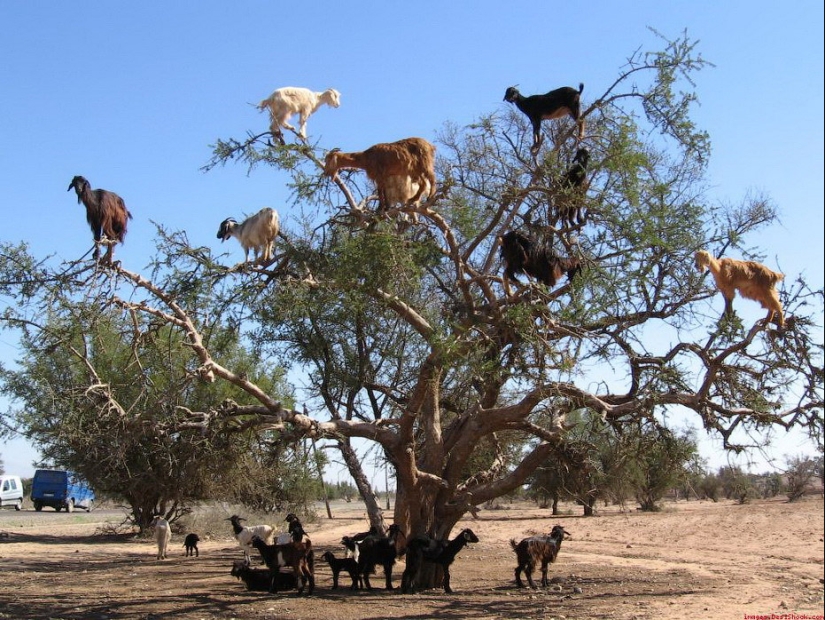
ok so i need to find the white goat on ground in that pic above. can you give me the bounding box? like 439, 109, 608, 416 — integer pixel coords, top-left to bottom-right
226, 514, 274, 563
151, 515, 172, 560
258, 86, 341, 141
216, 207, 280, 265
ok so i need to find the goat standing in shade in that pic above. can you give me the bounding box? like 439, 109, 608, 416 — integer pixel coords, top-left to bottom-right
503, 84, 585, 152
216, 207, 280, 266
258, 86, 340, 143
324, 137, 437, 213
694, 250, 785, 328
401, 528, 479, 594
67, 175, 133, 265
511, 525, 571, 588
499, 230, 581, 297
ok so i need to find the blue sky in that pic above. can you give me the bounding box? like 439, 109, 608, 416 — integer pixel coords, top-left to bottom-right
1, 2, 822, 479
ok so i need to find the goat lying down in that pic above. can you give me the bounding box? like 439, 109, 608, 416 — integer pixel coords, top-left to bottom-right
258, 86, 341, 141
499, 230, 581, 296
217, 207, 280, 265
324, 137, 437, 213
694, 249, 785, 328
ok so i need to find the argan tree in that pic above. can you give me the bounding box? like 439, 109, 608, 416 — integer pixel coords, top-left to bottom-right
1, 32, 822, 588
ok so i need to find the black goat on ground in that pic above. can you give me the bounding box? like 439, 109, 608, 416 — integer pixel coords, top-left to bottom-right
499, 230, 581, 296
230, 559, 298, 592
554, 147, 590, 227
503, 84, 585, 152
321, 551, 362, 590
401, 528, 479, 594
341, 526, 379, 560
67, 175, 133, 264
511, 525, 571, 588
356, 524, 407, 590
183, 533, 200, 557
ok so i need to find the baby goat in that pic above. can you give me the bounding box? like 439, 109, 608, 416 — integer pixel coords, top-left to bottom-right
183, 532, 200, 557
324, 137, 437, 213
499, 230, 581, 296
694, 250, 785, 328
216, 207, 280, 265
511, 525, 571, 588
503, 84, 585, 152
258, 86, 341, 142
321, 551, 361, 590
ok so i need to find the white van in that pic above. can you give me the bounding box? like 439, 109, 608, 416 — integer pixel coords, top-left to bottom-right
0, 474, 24, 510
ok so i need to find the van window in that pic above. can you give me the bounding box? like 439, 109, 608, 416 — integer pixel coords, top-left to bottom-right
2, 480, 8, 492
9, 479, 17, 490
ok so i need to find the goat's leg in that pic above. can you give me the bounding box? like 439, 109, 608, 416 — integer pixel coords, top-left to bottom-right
443, 565, 453, 594
540, 561, 549, 587
525, 562, 538, 589
384, 563, 395, 590
514, 565, 526, 588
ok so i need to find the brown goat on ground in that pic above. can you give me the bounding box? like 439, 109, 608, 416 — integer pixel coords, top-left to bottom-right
504, 84, 585, 152
511, 525, 571, 588
250, 534, 315, 595
324, 137, 436, 212
67, 175, 133, 264
499, 230, 582, 297
694, 250, 785, 328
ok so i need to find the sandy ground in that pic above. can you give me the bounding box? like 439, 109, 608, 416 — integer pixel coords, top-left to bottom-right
0, 497, 823, 620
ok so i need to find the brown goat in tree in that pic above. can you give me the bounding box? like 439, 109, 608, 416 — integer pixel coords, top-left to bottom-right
694, 250, 785, 328
67, 175, 133, 264
499, 230, 582, 297
324, 137, 436, 213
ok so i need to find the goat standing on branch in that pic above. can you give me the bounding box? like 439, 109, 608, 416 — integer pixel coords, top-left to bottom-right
258, 86, 340, 143
694, 249, 785, 328
323, 137, 437, 213
499, 230, 581, 297
554, 147, 590, 227
216, 207, 280, 266
67, 175, 133, 265
503, 83, 585, 152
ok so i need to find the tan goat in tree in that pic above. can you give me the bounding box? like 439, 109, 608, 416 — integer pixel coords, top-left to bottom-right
323, 137, 436, 213
694, 249, 785, 328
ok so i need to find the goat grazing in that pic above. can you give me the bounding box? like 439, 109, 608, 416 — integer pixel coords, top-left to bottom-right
324, 137, 437, 213
503, 83, 585, 152
150, 515, 171, 560
511, 525, 571, 588
356, 524, 407, 590
231, 559, 298, 592
183, 532, 200, 557
499, 230, 581, 296
694, 250, 785, 328
321, 551, 361, 590
554, 147, 590, 227
258, 86, 341, 142
401, 528, 479, 594
250, 534, 315, 595
226, 514, 275, 563
216, 207, 280, 265
67, 175, 133, 264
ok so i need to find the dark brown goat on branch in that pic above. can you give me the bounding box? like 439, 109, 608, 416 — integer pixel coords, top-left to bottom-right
554, 147, 590, 228
503, 83, 585, 152
67, 175, 133, 264
499, 230, 581, 297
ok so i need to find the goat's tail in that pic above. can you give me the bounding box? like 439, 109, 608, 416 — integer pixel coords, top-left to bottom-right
509, 539, 519, 551
578, 83, 584, 94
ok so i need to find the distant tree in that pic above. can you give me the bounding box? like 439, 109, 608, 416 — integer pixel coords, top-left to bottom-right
697, 471, 721, 502
0, 454, 4, 475
784, 455, 817, 502
718, 466, 756, 504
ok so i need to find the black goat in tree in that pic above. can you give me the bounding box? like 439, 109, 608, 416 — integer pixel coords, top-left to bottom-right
554, 147, 590, 227
401, 528, 480, 594
67, 175, 132, 264
499, 230, 582, 297
503, 84, 585, 153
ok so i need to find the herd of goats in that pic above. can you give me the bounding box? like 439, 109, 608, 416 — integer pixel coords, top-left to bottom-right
67, 81, 786, 330
148, 512, 572, 595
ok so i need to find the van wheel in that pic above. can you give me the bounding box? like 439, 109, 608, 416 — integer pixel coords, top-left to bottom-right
34, 502, 42, 512
14, 499, 22, 511
67, 499, 74, 513
86, 500, 94, 513
55, 505, 62, 512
